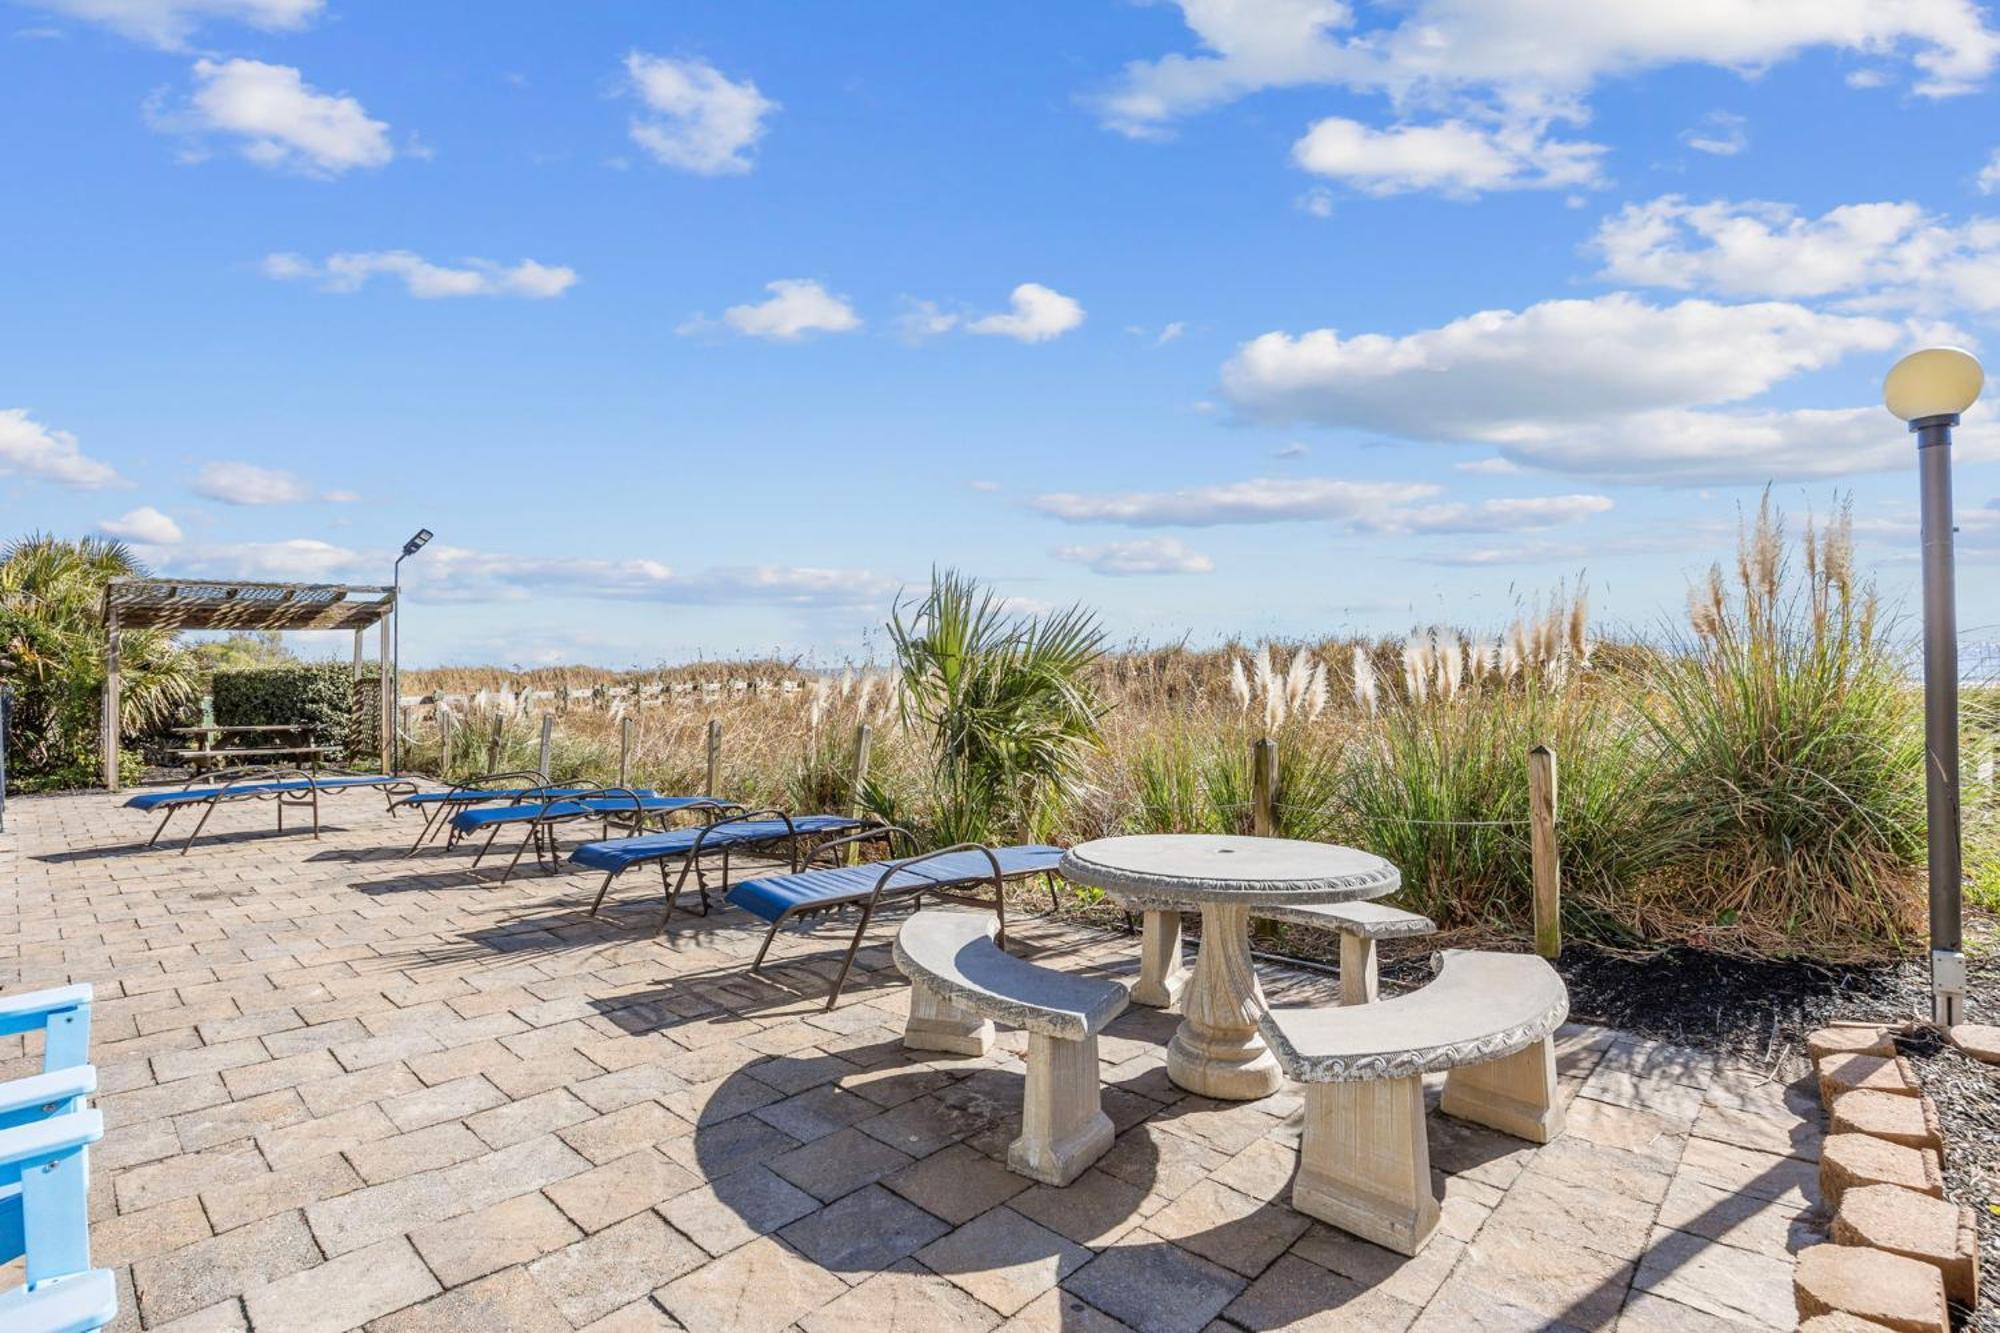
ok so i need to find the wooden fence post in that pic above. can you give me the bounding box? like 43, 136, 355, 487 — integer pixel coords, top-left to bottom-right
1251, 737, 1279, 837
537, 713, 554, 780
618, 716, 635, 788
1528, 743, 1560, 959
486, 713, 503, 773
705, 719, 722, 796
850, 723, 874, 818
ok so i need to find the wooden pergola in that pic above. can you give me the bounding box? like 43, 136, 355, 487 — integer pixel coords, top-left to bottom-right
100, 577, 397, 791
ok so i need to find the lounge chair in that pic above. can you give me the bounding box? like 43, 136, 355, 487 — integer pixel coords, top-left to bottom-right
569, 808, 886, 929
389, 771, 609, 856
124, 766, 419, 854
449, 787, 740, 882
726, 833, 1065, 1007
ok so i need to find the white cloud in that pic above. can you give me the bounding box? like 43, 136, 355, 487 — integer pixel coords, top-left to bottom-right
193, 461, 311, 505
1592, 195, 2000, 317
1217, 292, 1931, 485
966, 283, 1085, 343
157, 538, 901, 609
1295, 186, 1335, 218
1680, 111, 1749, 156
1094, 0, 1999, 140
1092, 0, 1996, 200
153, 58, 392, 177
894, 299, 961, 342
24, 0, 319, 49
1274, 442, 1310, 459
1031, 477, 1437, 527
1455, 456, 1520, 475
1980, 149, 2000, 193
1030, 475, 1613, 538
99, 506, 183, 544
624, 52, 777, 175
0, 408, 124, 489
1221, 293, 1900, 440
1492, 406, 2000, 485
1291, 116, 1604, 196
1054, 537, 1215, 576
261, 251, 577, 299
968, 480, 1001, 493
1366, 494, 1615, 534
686, 279, 861, 341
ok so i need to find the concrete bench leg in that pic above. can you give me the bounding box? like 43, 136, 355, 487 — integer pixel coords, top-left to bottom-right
1293, 1075, 1439, 1257
1009, 1031, 1115, 1186
1339, 932, 1378, 1005
1133, 910, 1189, 1009
1440, 1037, 1563, 1143
902, 982, 994, 1057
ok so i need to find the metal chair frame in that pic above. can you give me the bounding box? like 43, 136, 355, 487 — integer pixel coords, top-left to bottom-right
393, 769, 552, 856
741, 831, 1011, 1010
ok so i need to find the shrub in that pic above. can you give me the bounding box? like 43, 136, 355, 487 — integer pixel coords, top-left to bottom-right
889, 570, 1107, 843
0, 535, 196, 787
211, 663, 376, 766
1636, 496, 1923, 954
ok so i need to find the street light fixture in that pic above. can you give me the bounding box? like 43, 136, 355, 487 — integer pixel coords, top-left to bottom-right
392, 529, 433, 774
1883, 346, 1984, 1027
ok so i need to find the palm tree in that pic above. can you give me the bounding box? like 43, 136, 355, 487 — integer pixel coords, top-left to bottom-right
888, 569, 1107, 842
0, 535, 196, 784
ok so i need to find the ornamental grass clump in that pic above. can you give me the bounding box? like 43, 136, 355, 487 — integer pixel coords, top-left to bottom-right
1332, 590, 1656, 935
1636, 496, 1923, 953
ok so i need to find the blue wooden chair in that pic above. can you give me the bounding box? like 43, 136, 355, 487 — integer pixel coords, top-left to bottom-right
0, 1107, 114, 1333
0, 985, 114, 1332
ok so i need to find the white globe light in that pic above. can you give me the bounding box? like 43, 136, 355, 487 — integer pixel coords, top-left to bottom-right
1884, 346, 1984, 422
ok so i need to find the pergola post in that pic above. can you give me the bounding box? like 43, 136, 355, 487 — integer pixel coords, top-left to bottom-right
379, 604, 394, 772
102, 605, 122, 792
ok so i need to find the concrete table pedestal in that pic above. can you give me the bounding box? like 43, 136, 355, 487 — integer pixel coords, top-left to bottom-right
1060, 834, 1400, 1101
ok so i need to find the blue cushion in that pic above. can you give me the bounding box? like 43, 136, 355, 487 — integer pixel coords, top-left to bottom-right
449, 795, 720, 834
396, 786, 609, 808
725, 845, 1064, 923
569, 816, 870, 873
123, 775, 397, 812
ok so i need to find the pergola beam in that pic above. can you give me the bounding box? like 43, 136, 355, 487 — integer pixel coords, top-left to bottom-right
99, 577, 401, 792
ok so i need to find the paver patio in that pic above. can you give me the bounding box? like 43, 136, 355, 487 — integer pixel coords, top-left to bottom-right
1, 788, 1824, 1330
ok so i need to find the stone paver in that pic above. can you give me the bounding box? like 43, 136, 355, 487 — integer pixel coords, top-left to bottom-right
2, 789, 1821, 1330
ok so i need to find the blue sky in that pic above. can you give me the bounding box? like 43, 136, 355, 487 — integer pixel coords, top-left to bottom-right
7, 0, 2000, 667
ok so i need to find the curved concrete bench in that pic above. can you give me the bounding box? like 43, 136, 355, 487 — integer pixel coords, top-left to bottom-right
1129, 899, 1434, 1009
1252, 900, 1435, 1005
1259, 949, 1569, 1256
894, 911, 1128, 1185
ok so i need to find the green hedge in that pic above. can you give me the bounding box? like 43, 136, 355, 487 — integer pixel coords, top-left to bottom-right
211, 663, 379, 766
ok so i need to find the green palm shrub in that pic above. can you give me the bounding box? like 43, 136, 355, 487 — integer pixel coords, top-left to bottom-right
888, 570, 1107, 843
0, 535, 197, 788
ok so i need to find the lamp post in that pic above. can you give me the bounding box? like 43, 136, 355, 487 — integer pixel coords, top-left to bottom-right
392, 529, 433, 774
1884, 347, 1984, 1027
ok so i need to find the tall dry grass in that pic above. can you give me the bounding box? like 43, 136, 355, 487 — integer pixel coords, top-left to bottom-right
393, 501, 1934, 960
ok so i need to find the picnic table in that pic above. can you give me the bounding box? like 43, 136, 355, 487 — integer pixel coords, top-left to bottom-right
1059, 834, 1400, 1101
170, 724, 336, 774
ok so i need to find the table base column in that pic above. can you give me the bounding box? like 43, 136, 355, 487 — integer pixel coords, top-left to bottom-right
1167, 902, 1282, 1100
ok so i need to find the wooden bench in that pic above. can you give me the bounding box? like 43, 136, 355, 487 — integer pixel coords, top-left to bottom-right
1259, 949, 1569, 1256
1130, 899, 1434, 1009
894, 911, 1128, 1185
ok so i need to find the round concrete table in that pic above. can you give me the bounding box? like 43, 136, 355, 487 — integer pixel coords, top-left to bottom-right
1060, 834, 1400, 1100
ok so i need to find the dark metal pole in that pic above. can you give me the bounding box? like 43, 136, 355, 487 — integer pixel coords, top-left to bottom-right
391, 559, 404, 775
1915, 411, 1964, 1025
